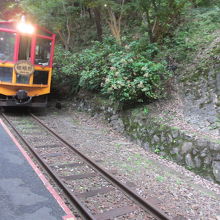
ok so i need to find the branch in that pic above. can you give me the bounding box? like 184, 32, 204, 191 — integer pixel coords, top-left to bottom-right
57, 30, 67, 49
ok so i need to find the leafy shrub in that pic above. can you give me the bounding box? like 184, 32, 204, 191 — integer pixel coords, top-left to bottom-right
54, 37, 171, 104
53, 46, 80, 95
78, 39, 121, 91
101, 50, 169, 103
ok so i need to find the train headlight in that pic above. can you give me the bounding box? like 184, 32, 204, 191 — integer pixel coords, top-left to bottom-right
17, 22, 35, 34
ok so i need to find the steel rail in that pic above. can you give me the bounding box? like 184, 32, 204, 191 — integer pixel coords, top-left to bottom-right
30, 113, 171, 220
1, 113, 96, 220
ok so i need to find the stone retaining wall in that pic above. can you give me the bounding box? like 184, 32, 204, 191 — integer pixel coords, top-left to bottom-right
73, 94, 220, 184
121, 110, 220, 183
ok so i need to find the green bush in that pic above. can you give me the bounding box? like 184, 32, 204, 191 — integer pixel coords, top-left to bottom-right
78, 39, 121, 91
101, 49, 169, 103
54, 38, 171, 104
53, 46, 80, 95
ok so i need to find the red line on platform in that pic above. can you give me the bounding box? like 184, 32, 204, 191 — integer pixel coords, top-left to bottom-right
0, 119, 76, 220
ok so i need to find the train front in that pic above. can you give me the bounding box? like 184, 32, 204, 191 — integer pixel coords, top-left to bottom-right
0, 19, 55, 107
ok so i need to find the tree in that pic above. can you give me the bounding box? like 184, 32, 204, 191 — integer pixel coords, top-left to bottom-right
21, 0, 78, 50
105, 0, 125, 45
20, 0, 106, 48
93, 6, 103, 41
0, 0, 22, 20
81, 0, 104, 42
136, 0, 188, 43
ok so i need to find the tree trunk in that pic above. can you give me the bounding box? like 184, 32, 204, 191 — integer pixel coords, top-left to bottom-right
57, 30, 69, 50
93, 7, 103, 42
145, 10, 154, 43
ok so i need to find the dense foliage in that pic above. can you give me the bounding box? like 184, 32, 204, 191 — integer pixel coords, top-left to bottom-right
161, 6, 220, 62
54, 38, 170, 103
18, 0, 191, 48
0, 0, 22, 20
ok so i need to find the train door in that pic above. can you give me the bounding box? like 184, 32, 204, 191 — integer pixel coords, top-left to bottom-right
16, 35, 32, 84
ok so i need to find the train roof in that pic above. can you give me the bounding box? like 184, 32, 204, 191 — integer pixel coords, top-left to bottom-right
0, 21, 54, 37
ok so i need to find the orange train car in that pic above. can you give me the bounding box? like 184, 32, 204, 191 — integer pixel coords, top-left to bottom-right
0, 19, 56, 107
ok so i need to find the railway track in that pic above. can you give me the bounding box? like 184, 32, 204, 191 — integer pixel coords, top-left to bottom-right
1, 112, 171, 220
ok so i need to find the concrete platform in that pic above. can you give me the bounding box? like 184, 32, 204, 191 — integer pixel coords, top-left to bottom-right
0, 119, 75, 220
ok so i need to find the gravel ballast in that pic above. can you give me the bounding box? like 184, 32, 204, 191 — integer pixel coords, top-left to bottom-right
32, 107, 220, 219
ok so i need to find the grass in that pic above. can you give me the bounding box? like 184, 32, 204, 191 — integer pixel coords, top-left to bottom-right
18, 121, 35, 129
52, 111, 59, 115
114, 143, 122, 152
126, 154, 154, 168
143, 107, 149, 115
71, 118, 80, 125
175, 179, 182, 185
156, 175, 166, 182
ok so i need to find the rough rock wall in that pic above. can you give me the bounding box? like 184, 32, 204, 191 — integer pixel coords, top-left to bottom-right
121, 110, 220, 183
179, 37, 220, 136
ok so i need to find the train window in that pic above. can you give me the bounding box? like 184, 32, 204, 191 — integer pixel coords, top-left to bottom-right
18, 35, 31, 60
35, 38, 51, 66
16, 74, 30, 84
0, 67, 13, 82
0, 32, 15, 62
33, 70, 48, 85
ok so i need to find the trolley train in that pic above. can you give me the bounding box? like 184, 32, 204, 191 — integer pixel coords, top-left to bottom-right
0, 18, 55, 107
